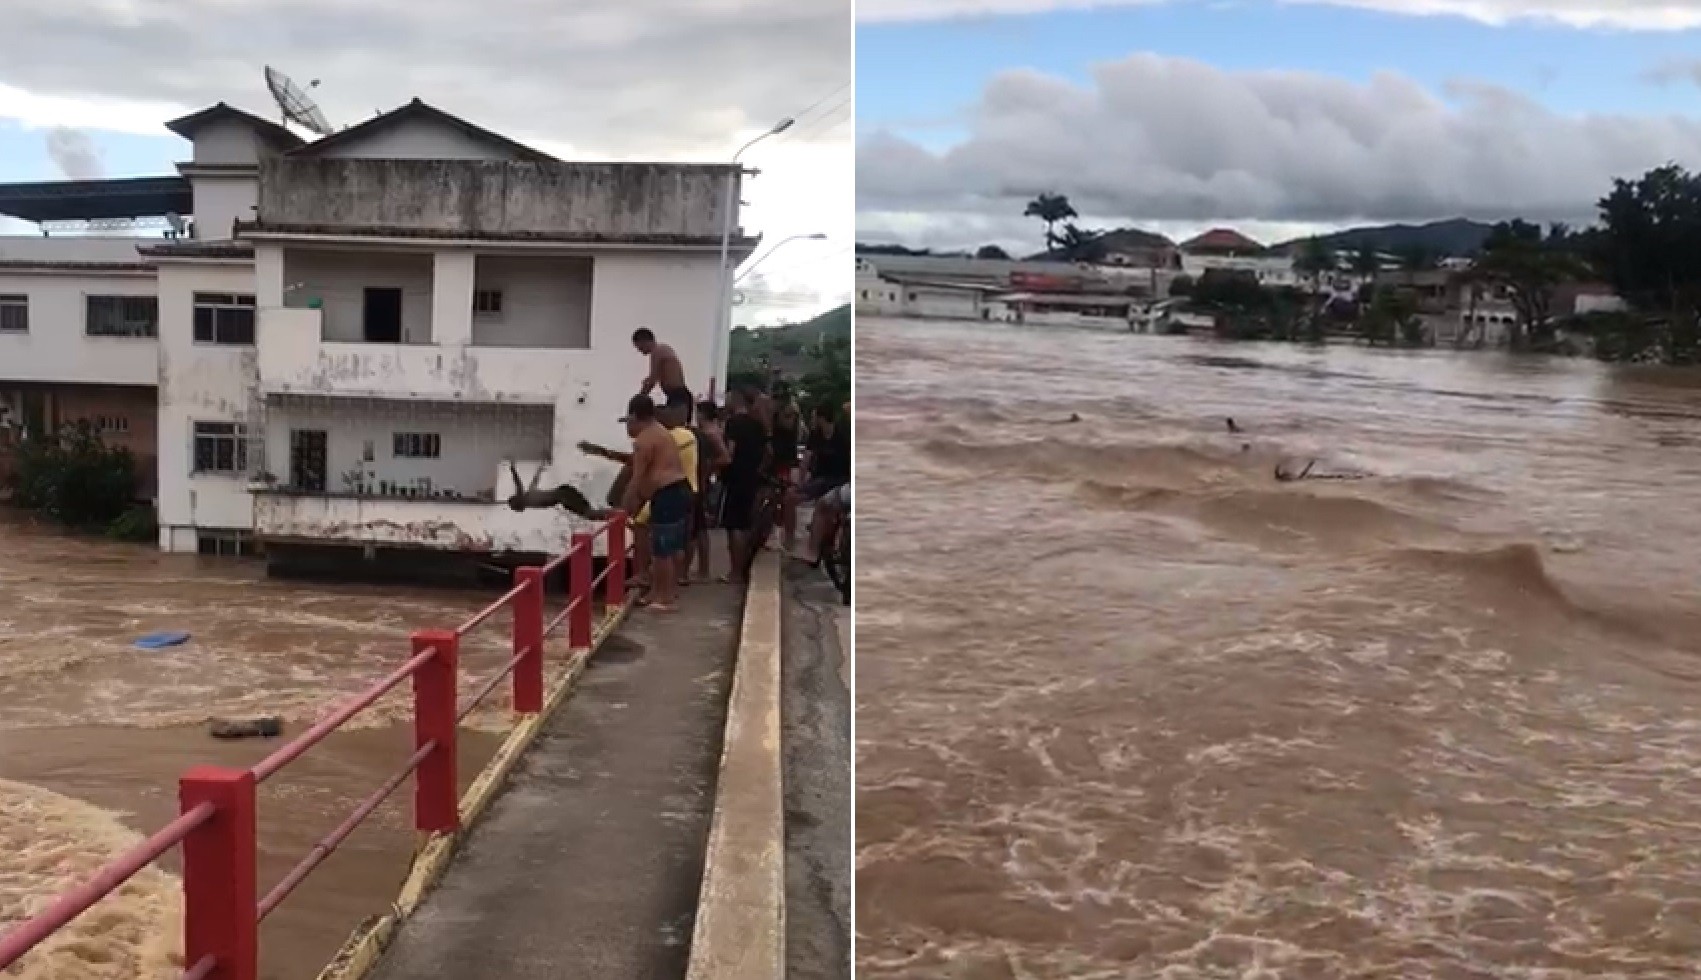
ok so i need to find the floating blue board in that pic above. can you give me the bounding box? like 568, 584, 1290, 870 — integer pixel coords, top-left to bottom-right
134, 631, 191, 650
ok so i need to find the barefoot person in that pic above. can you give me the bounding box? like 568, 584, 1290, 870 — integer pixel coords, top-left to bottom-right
633, 328, 693, 425
688, 400, 729, 583
618, 394, 690, 611
658, 399, 702, 585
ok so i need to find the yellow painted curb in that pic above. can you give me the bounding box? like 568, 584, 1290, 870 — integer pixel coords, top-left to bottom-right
314, 601, 634, 980
684, 550, 785, 980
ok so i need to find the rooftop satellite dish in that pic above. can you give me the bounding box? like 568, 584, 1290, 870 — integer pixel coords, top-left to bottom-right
264, 65, 334, 136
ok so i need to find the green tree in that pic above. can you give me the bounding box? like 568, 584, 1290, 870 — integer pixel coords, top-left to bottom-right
1593, 164, 1701, 363
1023, 193, 1079, 251
1358, 287, 1425, 347
975, 244, 1011, 260
1351, 248, 1381, 277
9, 420, 140, 530
1397, 244, 1436, 271
1468, 219, 1592, 350
1293, 237, 1336, 289
1051, 223, 1106, 263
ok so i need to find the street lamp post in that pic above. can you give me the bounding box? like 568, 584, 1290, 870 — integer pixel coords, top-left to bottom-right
735, 232, 828, 287
708, 117, 794, 401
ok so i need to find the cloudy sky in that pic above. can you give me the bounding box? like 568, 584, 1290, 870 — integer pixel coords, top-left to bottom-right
0, 0, 851, 326
857, 0, 1701, 253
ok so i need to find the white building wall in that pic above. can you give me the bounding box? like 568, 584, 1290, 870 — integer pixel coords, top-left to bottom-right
264, 397, 552, 498
587, 251, 719, 397
190, 119, 269, 166
472, 255, 592, 348
854, 267, 902, 315
154, 261, 259, 549
902, 286, 983, 320
0, 264, 158, 386
189, 175, 259, 241
1181, 253, 1299, 287
308, 118, 523, 161
245, 246, 723, 548
283, 249, 435, 343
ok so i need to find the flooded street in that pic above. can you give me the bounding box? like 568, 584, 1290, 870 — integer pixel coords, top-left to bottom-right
855, 317, 1701, 978
0, 514, 532, 979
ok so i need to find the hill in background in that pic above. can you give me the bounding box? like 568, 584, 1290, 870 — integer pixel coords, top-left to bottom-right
860, 217, 1502, 262
1271, 218, 1496, 257
730, 303, 850, 383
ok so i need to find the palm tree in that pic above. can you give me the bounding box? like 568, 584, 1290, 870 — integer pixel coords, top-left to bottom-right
1023, 193, 1079, 251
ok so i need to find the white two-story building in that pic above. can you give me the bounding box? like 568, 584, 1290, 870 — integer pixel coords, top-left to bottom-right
0, 98, 754, 578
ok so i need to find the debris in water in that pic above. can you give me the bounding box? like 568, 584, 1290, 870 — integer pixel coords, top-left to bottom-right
208, 717, 284, 739
133, 630, 191, 650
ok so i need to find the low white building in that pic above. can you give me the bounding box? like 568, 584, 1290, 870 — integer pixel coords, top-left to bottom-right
1180, 252, 1300, 288
0, 225, 167, 496
0, 99, 754, 577
854, 257, 902, 315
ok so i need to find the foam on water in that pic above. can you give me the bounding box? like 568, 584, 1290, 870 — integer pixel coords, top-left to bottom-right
857, 319, 1701, 979
0, 779, 181, 979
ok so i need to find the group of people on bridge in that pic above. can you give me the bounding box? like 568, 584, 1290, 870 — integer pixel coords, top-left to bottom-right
509, 326, 851, 612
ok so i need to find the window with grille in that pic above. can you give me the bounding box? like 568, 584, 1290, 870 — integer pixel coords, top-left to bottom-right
0, 295, 25, 333
86, 296, 159, 337
192, 293, 257, 345
92, 415, 129, 434
473, 289, 504, 315
192, 421, 247, 474
393, 432, 441, 459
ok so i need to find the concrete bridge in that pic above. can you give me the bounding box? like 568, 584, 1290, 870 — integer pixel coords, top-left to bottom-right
0, 517, 848, 980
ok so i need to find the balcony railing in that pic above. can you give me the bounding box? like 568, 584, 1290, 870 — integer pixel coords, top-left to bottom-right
256, 307, 577, 403
253, 490, 607, 555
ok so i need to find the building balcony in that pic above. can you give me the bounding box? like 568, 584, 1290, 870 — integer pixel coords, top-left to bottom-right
256, 306, 572, 403
253, 488, 603, 555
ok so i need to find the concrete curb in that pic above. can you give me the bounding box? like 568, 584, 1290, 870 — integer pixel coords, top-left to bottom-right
684, 550, 786, 980
315, 600, 634, 980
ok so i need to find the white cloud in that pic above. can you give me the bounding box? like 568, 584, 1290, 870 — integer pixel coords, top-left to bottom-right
857, 54, 1701, 249
858, 0, 1701, 29
0, 0, 851, 324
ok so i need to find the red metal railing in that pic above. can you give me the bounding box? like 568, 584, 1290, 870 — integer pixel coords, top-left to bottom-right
0, 513, 631, 980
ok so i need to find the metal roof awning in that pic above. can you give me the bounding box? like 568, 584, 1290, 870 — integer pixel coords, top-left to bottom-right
0, 176, 192, 223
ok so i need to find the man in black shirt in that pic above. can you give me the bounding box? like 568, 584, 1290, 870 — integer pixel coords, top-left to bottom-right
798, 403, 851, 500
795, 402, 852, 565
718, 387, 769, 583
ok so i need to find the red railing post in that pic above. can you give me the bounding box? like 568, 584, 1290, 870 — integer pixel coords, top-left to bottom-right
512, 567, 544, 714
605, 512, 627, 608
569, 532, 594, 649
411, 629, 460, 834
180, 766, 257, 980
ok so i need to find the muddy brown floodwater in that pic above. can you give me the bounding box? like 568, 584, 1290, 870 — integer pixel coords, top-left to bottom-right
855, 316, 1701, 979
0, 513, 550, 980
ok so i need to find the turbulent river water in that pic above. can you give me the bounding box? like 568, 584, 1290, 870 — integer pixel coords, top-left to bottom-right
0, 515, 532, 979
855, 316, 1701, 979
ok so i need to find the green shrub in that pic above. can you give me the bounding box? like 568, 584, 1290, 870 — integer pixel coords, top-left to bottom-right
7, 421, 138, 529
106, 504, 158, 543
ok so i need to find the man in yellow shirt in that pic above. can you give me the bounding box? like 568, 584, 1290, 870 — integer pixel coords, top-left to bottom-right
659, 400, 700, 586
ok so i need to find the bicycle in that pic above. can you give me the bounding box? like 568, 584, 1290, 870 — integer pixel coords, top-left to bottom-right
740, 474, 786, 581
821, 502, 850, 606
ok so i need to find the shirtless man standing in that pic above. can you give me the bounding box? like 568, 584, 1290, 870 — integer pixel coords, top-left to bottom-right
620, 394, 690, 611
633, 328, 694, 425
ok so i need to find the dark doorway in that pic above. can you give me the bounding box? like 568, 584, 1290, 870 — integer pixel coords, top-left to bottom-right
290, 429, 328, 493
363, 288, 403, 343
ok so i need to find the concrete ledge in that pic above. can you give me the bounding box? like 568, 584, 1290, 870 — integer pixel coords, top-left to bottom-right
684, 551, 786, 980
315, 601, 633, 980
